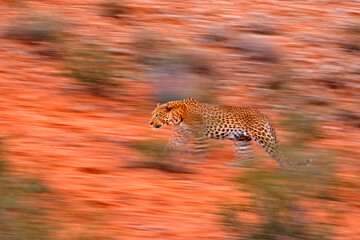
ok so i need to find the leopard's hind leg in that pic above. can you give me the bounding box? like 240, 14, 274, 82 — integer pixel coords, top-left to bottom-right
248, 121, 310, 167
230, 136, 253, 167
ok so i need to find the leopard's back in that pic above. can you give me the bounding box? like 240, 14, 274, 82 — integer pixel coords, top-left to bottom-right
186, 103, 270, 141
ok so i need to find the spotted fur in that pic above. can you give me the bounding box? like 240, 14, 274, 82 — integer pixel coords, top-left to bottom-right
150, 98, 311, 167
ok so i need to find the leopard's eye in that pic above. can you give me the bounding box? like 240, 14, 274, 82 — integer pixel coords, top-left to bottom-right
155, 114, 159, 118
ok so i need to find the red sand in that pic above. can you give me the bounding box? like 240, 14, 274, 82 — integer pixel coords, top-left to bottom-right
0, 1, 359, 239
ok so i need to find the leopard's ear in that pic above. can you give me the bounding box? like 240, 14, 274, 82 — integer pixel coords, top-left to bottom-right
166, 104, 173, 111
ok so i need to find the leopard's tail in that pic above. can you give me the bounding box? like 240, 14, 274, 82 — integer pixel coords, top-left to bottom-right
270, 145, 312, 167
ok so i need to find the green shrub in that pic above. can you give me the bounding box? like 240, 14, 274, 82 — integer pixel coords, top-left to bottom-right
130, 139, 171, 162
62, 42, 117, 94
0, 140, 56, 239
219, 158, 338, 240
124, 139, 195, 173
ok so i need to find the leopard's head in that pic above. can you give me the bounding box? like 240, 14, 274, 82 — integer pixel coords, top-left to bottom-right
150, 101, 184, 129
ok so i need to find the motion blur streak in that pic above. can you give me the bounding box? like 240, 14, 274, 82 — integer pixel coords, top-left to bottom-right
0, 0, 359, 239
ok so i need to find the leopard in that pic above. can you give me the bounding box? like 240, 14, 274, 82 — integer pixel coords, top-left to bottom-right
149, 98, 311, 167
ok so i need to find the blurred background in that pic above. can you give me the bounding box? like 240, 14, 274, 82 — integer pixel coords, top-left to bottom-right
0, 0, 359, 239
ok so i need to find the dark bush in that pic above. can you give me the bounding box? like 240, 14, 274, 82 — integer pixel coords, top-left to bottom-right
3, 13, 66, 44
220, 161, 337, 240
61, 41, 118, 95
133, 30, 217, 102
100, 0, 131, 18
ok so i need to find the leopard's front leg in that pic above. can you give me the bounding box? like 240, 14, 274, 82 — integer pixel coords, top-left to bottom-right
167, 124, 191, 153
164, 124, 196, 164
187, 122, 210, 164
